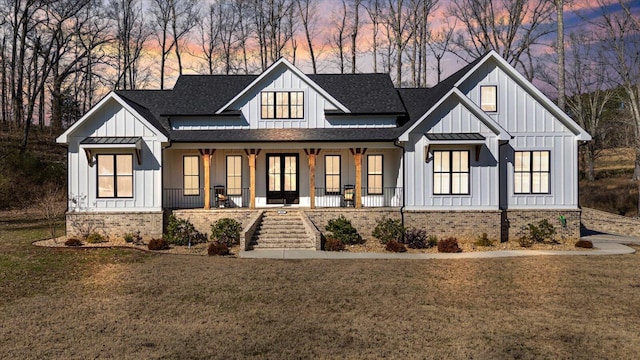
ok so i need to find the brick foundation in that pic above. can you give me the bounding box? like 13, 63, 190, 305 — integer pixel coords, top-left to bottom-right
504, 209, 581, 242
304, 208, 401, 241
170, 209, 258, 236
403, 210, 502, 243
66, 212, 164, 240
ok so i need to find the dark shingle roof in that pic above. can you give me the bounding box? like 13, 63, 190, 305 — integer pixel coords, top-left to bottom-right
110, 55, 488, 143
308, 74, 406, 114
397, 56, 485, 131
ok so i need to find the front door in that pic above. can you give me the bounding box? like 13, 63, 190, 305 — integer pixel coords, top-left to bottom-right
266, 154, 299, 204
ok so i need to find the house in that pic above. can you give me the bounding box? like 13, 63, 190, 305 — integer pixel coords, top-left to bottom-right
56, 51, 590, 249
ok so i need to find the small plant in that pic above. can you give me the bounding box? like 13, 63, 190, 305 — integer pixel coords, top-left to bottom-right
575, 240, 593, 249
64, 238, 82, 247
520, 219, 557, 245
123, 231, 143, 244
164, 215, 207, 246
325, 215, 363, 245
148, 238, 169, 250
372, 217, 404, 244
210, 218, 242, 247
86, 232, 106, 244
324, 235, 345, 251
403, 228, 430, 249
427, 235, 438, 248
385, 240, 407, 252
437, 237, 462, 253
474, 233, 493, 247
208, 241, 230, 256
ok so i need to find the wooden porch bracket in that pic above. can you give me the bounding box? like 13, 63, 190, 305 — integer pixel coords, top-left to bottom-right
350, 148, 367, 208
305, 149, 321, 209
245, 149, 261, 209
199, 149, 216, 209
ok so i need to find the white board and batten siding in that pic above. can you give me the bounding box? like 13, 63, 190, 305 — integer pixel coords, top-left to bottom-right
404, 98, 501, 210
170, 66, 397, 131
459, 59, 579, 208
66, 97, 164, 212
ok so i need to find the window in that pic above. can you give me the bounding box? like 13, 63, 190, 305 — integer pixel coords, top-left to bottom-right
325, 155, 341, 195
480, 85, 497, 112
433, 150, 469, 195
514, 151, 550, 194
183, 156, 200, 196
367, 155, 383, 195
261, 91, 304, 119
97, 154, 133, 198
227, 155, 242, 195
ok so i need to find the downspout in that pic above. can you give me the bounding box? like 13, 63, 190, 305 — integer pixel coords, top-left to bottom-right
394, 140, 406, 241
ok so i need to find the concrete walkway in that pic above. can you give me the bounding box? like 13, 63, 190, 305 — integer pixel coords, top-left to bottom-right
239, 234, 638, 259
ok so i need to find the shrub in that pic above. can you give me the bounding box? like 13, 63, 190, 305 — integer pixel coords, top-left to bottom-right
575, 240, 594, 249
86, 232, 106, 244
474, 233, 493, 247
520, 219, 557, 245
325, 215, 362, 245
437, 237, 462, 253
385, 240, 407, 252
427, 235, 438, 248
148, 238, 169, 250
208, 241, 230, 256
164, 215, 207, 246
372, 218, 404, 244
210, 218, 242, 247
519, 236, 534, 248
404, 228, 429, 249
123, 231, 143, 244
324, 235, 345, 251
64, 238, 82, 247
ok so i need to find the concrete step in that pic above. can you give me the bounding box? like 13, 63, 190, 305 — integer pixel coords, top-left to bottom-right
252, 242, 315, 249
250, 211, 315, 250
253, 231, 308, 238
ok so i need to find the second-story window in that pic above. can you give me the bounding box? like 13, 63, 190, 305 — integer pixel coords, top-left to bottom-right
261, 91, 304, 119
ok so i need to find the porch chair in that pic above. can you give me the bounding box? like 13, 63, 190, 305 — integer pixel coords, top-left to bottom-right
343, 185, 355, 207
214, 185, 230, 208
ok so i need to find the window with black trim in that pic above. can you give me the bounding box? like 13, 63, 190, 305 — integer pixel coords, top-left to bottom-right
325, 155, 341, 195
367, 154, 383, 195
480, 85, 497, 112
227, 155, 242, 195
97, 154, 133, 198
183, 155, 200, 196
514, 151, 550, 194
261, 91, 304, 119
433, 150, 469, 195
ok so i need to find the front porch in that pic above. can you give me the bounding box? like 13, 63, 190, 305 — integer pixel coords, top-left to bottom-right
162, 144, 403, 210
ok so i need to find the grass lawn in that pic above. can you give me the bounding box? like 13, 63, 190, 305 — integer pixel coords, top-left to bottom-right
2, 212, 640, 359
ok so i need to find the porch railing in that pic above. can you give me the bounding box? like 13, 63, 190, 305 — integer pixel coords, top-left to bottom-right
315, 187, 403, 208
163, 188, 250, 209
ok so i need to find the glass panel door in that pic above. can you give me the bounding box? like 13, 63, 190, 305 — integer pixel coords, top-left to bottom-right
266, 154, 299, 204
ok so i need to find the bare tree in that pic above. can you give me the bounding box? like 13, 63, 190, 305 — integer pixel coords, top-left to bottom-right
588, 0, 640, 180
385, 0, 416, 86
555, 0, 566, 110
331, 0, 348, 73
427, 20, 455, 83
349, 0, 362, 73
565, 32, 615, 181
170, 0, 199, 76
447, 0, 555, 80
296, 0, 320, 73
364, 0, 384, 73
107, 0, 151, 90
252, 0, 296, 71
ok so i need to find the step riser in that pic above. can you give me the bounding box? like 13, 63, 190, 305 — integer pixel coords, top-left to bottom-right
251, 211, 316, 250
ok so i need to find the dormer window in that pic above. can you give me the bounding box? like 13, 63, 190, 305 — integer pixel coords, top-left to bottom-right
261, 91, 304, 119
480, 85, 497, 112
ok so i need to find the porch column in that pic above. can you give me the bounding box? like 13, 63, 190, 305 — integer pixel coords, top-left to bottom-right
245, 149, 261, 209
351, 148, 366, 209
199, 149, 215, 209
305, 149, 321, 209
